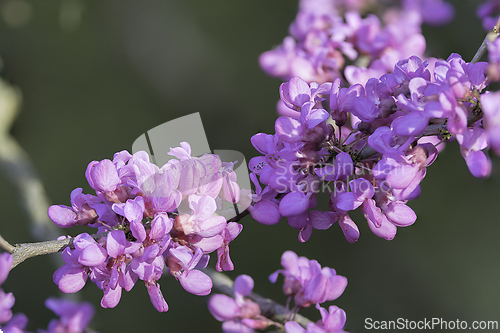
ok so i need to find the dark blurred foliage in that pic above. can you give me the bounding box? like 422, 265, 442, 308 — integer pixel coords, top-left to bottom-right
0, 0, 498, 332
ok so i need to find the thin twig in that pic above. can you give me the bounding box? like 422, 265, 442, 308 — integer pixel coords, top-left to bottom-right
0, 198, 248, 269
471, 16, 500, 63
0, 234, 15, 253
10, 238, 74, 269
3, 231, 109, 269
227, 208, 250, 223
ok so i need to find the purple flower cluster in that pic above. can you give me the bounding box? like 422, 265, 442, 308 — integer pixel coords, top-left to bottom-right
259, 0, 454, 86
39, 298, 95, 333
48, 142, 245, 312
208, 251, 348, 332
1, 253, 95, 333
285, 305, 347, 333
208, 275, 275, 333
250, 53, 494, 242
479, 34, 500, 156
270, 251, 347, 310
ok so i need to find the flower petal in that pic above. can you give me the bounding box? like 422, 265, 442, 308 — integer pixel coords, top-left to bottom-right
147, 283, 169, 312
179, 270, 212, 296
208, 294, 239, 322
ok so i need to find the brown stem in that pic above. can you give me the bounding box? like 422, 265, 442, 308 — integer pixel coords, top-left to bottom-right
227, 209, 250, 223
3, 206, 251, 269
204, 267, 312, 328
10, 238, 73, 269
0, 234, 15, 253
4, 232, 109, 269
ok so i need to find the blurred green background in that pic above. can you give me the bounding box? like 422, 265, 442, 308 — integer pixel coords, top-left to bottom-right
0, 0, 499, 332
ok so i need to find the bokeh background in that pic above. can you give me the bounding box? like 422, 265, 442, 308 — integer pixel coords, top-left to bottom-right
0, 0, 499, 332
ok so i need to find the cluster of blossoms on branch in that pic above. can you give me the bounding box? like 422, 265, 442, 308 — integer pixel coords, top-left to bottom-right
249, 53, 493, 243
249, 0, 500, 244
208, 251, 348, 333
0, 252, 95, 333
259, 0, 454, 86
209, 275, 274, 332
47, 142, 248, 312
